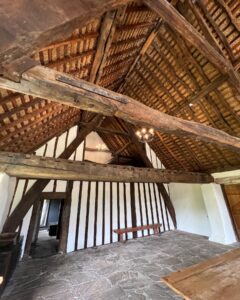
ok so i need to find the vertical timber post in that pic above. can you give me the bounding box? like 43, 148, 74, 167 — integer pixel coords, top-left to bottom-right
58, 181, 73, 253
130, 182, 137, 238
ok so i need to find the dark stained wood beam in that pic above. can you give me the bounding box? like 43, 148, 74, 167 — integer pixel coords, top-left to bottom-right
24, 200, 42, 256
1, 66, 240, 152
118, 0, 179, 93
79, 121, 129, 137
118, 20, 163, 93
42, 192, 67, 200
113, 141, 132, 156
2, 114, 104, 233
0, 152, 214, 184
186, 0, 223, 55
144, 0, 240, 94
169, 74, 228, 115
0, 0, 132, 65
95, 7, 126, 84
215, 0, 240, 32
89, 10, 116, 83
58, 181, 73, 253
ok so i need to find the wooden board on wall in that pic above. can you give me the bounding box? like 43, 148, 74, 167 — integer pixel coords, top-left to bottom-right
162, 248, 240, 300
224, 184, 240, 240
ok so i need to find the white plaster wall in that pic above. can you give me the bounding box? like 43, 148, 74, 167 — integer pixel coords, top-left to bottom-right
84, 132, 112, 163
169, 183, 211, 237
146, 143, 211, 236
212, 169, 240, 179
0, 173, 14, 232
201, 183, 237, 244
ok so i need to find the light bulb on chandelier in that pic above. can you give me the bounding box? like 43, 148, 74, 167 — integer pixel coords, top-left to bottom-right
135, 127, 155, 143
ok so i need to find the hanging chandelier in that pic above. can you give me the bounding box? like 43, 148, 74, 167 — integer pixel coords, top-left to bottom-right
135, 127, 155, 143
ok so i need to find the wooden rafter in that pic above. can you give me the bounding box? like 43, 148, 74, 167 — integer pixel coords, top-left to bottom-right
144, 0, 240, 94
0, 65, 240, 152
214, 0, 240, 32
118, 20, 163, 93
95, 7, 126, 85
113, 141, 132, 156
0, 0, 132, 64
118, 0, 179, 93
89, 10, 117, 83
169, 74, 228, 115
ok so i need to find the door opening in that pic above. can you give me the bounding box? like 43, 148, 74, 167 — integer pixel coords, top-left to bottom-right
30, 198, 64, 258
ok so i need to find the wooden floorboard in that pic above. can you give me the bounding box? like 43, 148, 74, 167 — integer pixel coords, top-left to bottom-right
162, 248, 240, 300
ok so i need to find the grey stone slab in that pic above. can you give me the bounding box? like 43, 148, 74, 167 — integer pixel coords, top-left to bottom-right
2, 231, 240, 300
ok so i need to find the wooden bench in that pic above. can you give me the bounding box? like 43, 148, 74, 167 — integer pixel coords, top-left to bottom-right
114, 224, 162, 242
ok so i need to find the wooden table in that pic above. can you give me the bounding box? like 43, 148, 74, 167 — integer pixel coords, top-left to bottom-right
162, 248, 240, 300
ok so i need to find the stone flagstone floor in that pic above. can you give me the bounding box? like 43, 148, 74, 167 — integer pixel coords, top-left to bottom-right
2, 231, 239, 300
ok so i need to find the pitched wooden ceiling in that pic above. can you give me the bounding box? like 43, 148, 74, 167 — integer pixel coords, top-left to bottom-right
0, 0, 239, 173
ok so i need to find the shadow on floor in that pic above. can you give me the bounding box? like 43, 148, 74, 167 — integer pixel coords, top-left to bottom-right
30, 229, 59, 259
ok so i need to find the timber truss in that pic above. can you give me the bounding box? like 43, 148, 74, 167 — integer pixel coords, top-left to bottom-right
0, 0, 239, 173
0, 0, 239, 243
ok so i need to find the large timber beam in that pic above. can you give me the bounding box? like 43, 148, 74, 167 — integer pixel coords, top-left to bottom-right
215, 176, 240, 185
0, 0, 131, 64
144, 0, 240, 94
1, 65, 240, 152
0, 152, 213, 184
2, 114, 104, 233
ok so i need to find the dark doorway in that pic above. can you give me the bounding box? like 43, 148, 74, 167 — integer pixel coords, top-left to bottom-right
30, 198, 64, 258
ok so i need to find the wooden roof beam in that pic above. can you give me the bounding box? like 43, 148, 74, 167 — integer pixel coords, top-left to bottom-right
2, 114, 104, 233
169, 74, 228, 115
215, 176, 240, 185
113, 141, 132, 156
118, 0, 179, 93
93, 7, 126, 85
89, 10, 116, 83
0, 151, 214, 184
1, 65, 240, 152
79, 121, 130, 137
214, 0, 240, 32
0, 0, 132, 64
40, 32, 99, 52
144, 0, 240, 94
118, 20, 163, 93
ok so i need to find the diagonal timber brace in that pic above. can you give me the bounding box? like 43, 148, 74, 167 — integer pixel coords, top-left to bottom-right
2, 114, 104, 233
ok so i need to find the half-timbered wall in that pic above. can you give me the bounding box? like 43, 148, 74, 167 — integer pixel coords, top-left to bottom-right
67, 179, 174, 252
2, 126, 174, 257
